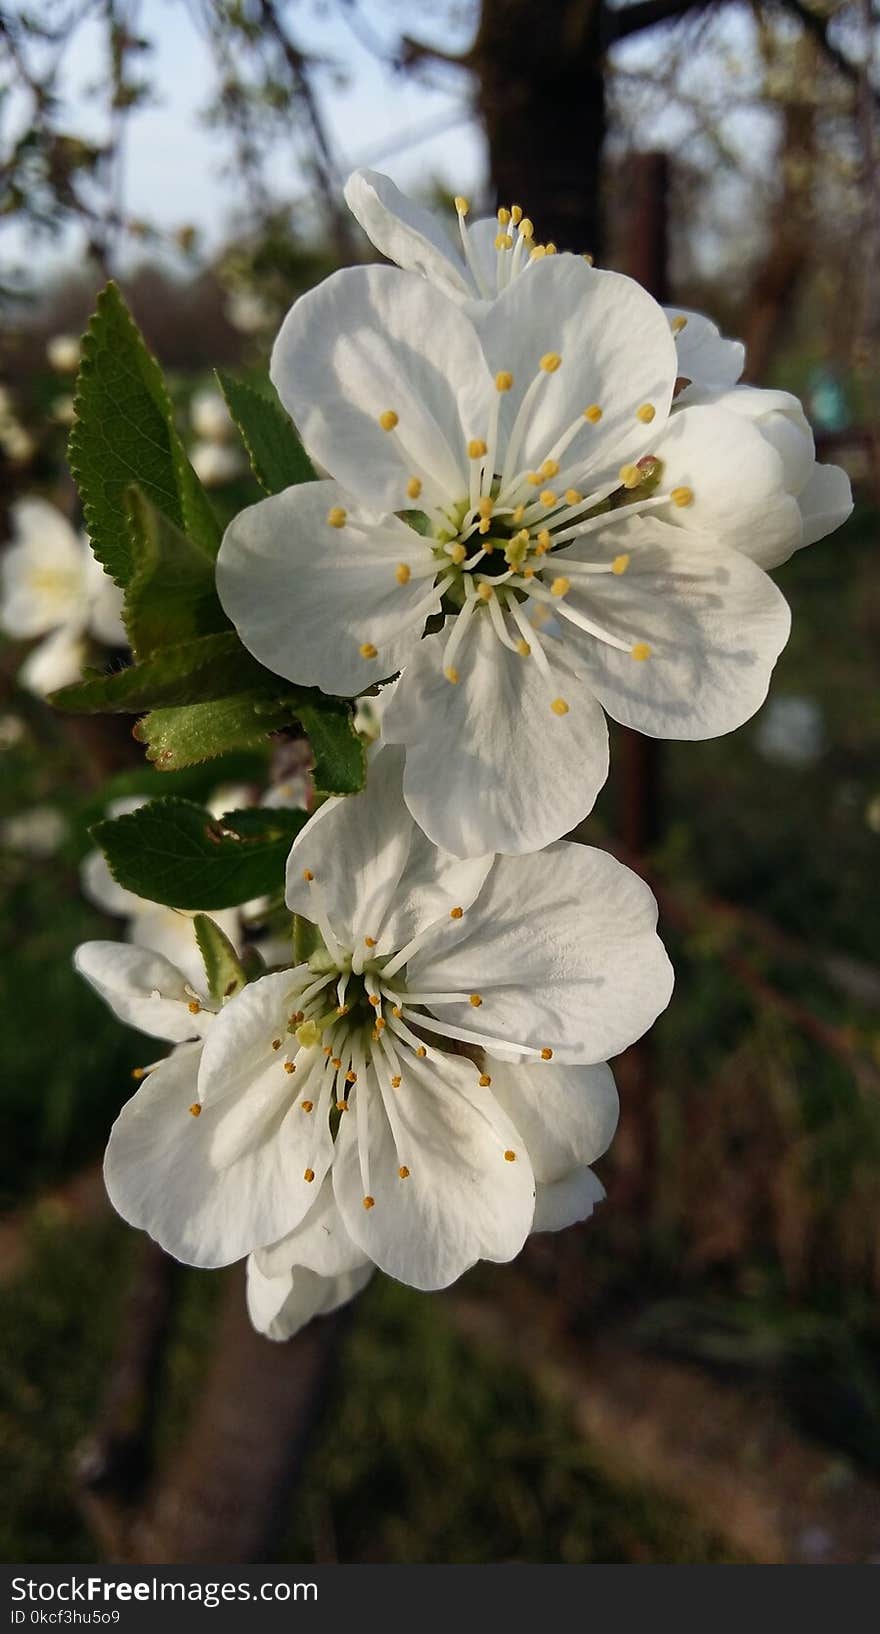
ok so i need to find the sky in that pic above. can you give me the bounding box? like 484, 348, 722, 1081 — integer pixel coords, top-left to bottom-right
19, 0, 486, 274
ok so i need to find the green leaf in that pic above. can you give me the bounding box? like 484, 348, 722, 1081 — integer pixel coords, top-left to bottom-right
218, 806, 307, 842
193, 914, 250, 1003
69, 282, 220, 585
135, 694, 293, 770
216, 370, 315, 495
292, 912, 323, 966
294, 699, 365, 796
123, 489, 231, 660
93, 798, 309, 910
49, 632, 275, 714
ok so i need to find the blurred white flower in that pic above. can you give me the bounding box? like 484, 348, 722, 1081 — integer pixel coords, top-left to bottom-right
190, 388, 236, 444
0, 423, 36, 464
0, 498, 126, 696
46, 334, 81, 373
51, 395, 77, 427
190, 441, 244, 487
226, 290, 275, 335
2, 805, 67, 857
755, 694, 825, 767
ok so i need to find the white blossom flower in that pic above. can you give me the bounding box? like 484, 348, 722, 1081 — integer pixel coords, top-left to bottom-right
77, 747, 671, 1298
0, 499, 125, 696
190, 441, 244, 488
190, 388, 236, 444
218, 257, 794, 856
46, 333, 81, 373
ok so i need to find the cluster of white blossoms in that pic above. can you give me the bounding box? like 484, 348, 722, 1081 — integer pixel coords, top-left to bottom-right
76, 172, 852, 1340
0, 498, 126, 696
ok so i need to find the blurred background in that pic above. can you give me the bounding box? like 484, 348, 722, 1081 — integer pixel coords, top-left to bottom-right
1, 0, 879, 1566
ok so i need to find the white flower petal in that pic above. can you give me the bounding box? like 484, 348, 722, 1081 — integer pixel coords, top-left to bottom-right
690, 385, 815, 494
286, 744, 491, 952
477, 258, 678, 486
81, 849, 138, 916
246, 1256, 372, 1341
666, 308, 744, 393
126, 905, 240, 995
533, 1167, 605, 1232
104, 1037, 322, 1267
217, 480, 434, 693
270, 265, 493, 512
557, 517, 791, 739
254, 1178, 369, 1280
344, 168, 472, 300
409, 845, 674, 1063
332, 1051, 535, 1290
797, 461, 853, 550
382, 614, 609, 857
18, 624, 88, 696
652, 404, 803, 567
84, 543, 127, 646
487, 1058, 619, 1181
0, 500, 86, 637
74, 941, 209, 1042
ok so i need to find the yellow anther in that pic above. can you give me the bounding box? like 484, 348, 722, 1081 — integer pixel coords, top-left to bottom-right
284, 1061, 296, 1074
539, 489, 557, 507
479, 1073, 492, 1087
379, 409, 399, 432
551, 576, 570, 597
530, 244, 547, 261
444, 666, 459, 685
584, 404, 603, 423
527, 472, 543, 486
469, 993, 483, 1008
301, 1099, 314, 1112
392, 1006, 402, 1018
189, 1103, 201, 1117
333, 1099, 347, 1113
345, 1069, 357, 1084
406, 476, 422, 501
450, 906, 463, 919
495, 371, 514, 392
468, 438, 488, 460
519, 217, 534, 239
359, 642, 378, 659
535, 530, 551, 554
323, 1045, 333, 1056
637, 403, 656, 423
612, 553, 630, 576
396, 562, 411, 585
512, 503, 525, 524
582, 252, 594, 265
304, 1167, 315, 1183
477, 582, 494, 601
541, 1047, 553, 1060
271, 1037, 282, 1050
454, 196, 470, 216
330, 1056, 342, 1069
516, 638, 531, 657
510, 205, 522, 225
478, 518, 492, 534
398, 1165, 410, 1180
619, 464, 641, 489
497, 206, 511, 225
368, 994, 381, 1008
671, 486, 694, 508
391, 1075, 402, 1088
363, 1194, 375, 1209
449, 542, 467, 563
302, 869, 314, 881
545, 242, 557, 255
541, 458, 560, 478
540, 352, 562, 374
375, 1018, 386, 1033
631, 642, 652, 661
476, 495, 494, 518
295, 1019, 321, 1048
336, 1004, 350, 1016
671, 314, 688, 334
565, 488, 583, 505
364, 935, 377, 948
504, 1149, 517, 1162
494, 232, 513, 250
132, 1067, 147, 1080
415, 1046, 427, 1059
551, 698, 569, 716
187, 1000, 201, 1015
326, 505, 347, 529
